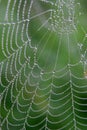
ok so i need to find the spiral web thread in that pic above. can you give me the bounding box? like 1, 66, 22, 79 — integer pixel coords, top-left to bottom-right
0, 0, 87, 130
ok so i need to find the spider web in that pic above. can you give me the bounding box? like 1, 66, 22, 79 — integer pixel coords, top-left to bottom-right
0, 0, 87, 130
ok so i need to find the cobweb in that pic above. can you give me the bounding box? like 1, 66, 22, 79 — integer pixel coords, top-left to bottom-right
0, 0, 87, 130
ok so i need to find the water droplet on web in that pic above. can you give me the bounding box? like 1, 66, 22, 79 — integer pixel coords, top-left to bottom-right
78, 43, 83, 50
